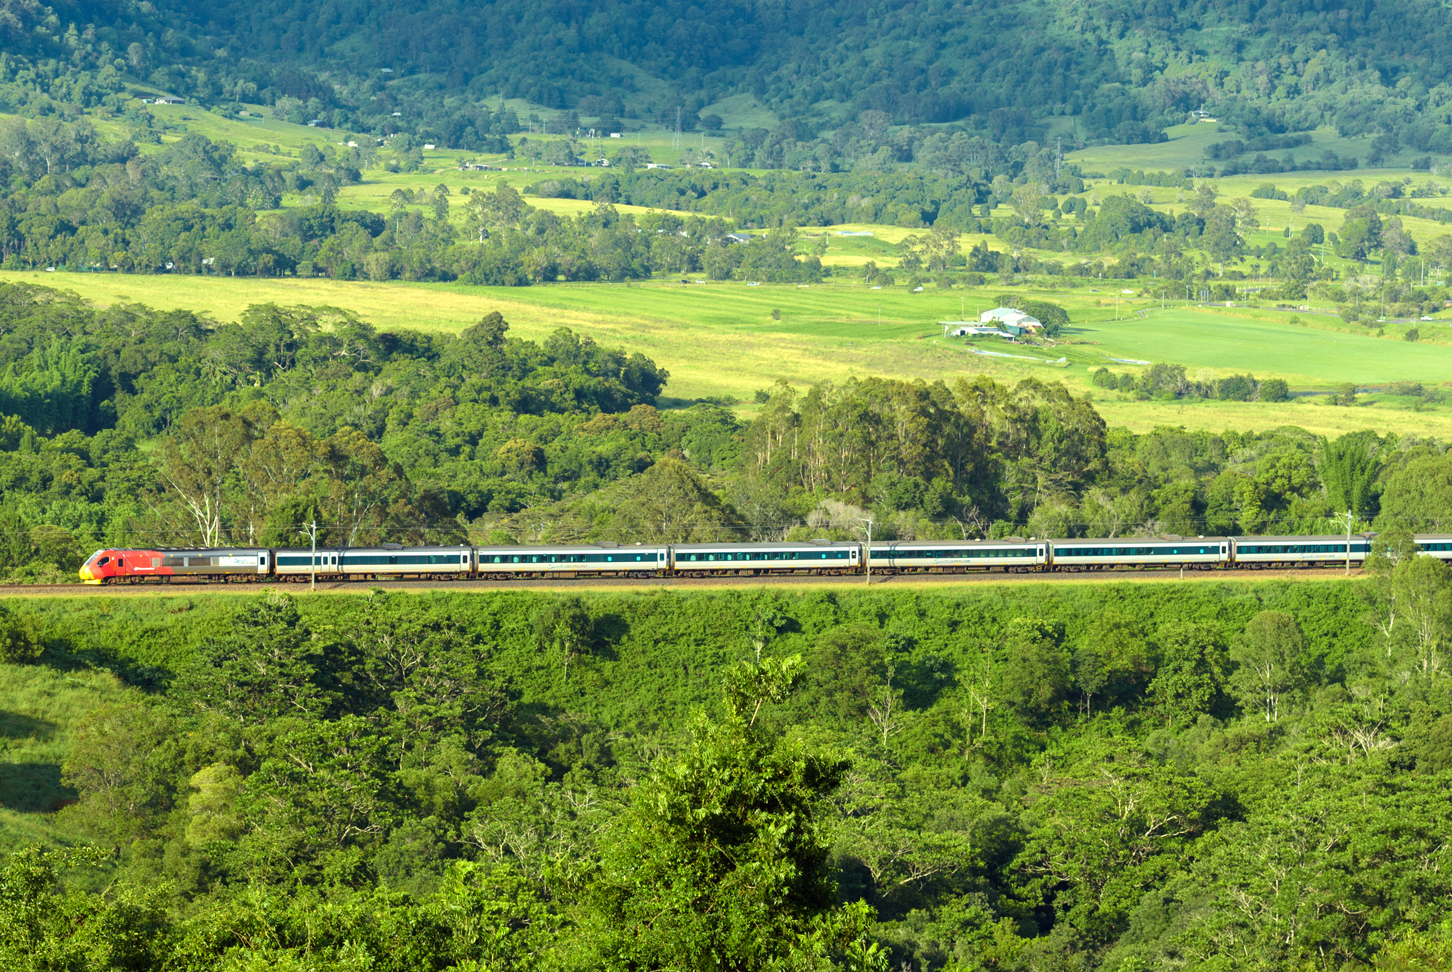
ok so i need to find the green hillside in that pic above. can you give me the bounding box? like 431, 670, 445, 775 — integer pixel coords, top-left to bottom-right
8, 0, 1452, 158
5, 581, 1452, 968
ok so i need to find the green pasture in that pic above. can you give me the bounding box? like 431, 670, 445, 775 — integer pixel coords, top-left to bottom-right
8, 270, 1452, 437
1067, 120, 1426, 174
111, 107, 1452, 281
1074, 307, 1452, 383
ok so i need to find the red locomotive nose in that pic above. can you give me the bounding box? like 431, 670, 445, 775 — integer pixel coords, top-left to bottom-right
80, 550, 112, 584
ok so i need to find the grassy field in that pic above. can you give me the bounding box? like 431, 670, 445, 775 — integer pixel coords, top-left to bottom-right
8, 269, 1452, 436
0, 661, 135, 852
15, 103, 1452, 438
1067, 120, 1431, 175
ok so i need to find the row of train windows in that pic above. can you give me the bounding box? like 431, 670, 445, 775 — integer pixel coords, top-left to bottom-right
344, 555, 464, 566
483, 553, 659, 564
1420, 543, 1452, 552
1057, 546, 1218, 557
679, 550, 850, 562
870, 548, 1034, 559
1237, 544, 1370, 555
277, 556, 339, 567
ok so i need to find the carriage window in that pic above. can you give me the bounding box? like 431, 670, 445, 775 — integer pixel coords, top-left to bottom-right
97, 556, 110, 567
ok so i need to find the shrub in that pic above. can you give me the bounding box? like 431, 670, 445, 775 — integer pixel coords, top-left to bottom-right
0, 604, 43, 663
1259, 378, 1290, 402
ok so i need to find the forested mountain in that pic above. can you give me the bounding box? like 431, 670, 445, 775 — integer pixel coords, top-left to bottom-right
8, 0, 1452, 147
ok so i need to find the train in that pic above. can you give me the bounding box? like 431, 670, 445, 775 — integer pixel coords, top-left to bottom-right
74, 533, 1452, 585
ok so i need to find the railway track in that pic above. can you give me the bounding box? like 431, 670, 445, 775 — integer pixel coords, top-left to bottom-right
0, 564, 1366, 596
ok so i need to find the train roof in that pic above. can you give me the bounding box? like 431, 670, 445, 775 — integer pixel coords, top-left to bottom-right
474, 543, 668, 553
671, 540, 858, 550
100, 547, 270, 554
1053, 536, 1231, 544
872, 539, 1040, 547
1233, 534, 1374, 543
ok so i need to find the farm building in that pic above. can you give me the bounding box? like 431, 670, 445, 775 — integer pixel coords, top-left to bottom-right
979, 306, 1043, 330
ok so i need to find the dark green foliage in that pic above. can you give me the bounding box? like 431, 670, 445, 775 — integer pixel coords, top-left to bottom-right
1321, 431, 1384, 517
4, 578, 1449, 968
573, 656, 866, 971
0, 604, 42, 663
7, 574, 1452, 967
1147, 623, 1229, 725
1258, 377, 1291, 402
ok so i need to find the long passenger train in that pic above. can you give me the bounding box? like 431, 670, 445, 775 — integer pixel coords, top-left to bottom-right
76, 533, 1452, 584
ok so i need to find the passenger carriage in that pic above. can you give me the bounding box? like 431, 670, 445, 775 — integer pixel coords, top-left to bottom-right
1230, 534, 1372, 568
272, 548, 345, 581
670, 541, 859, 576
1048, 537, 1229, 570
474, 543, 668, 578
1415, 534, 1452, 561
867, 539, 1046, 573
337, 544, 475, 580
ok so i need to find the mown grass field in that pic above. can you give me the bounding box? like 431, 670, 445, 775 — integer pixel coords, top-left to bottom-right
8, 270, 1452, 437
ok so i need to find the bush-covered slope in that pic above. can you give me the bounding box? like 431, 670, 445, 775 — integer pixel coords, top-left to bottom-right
3, 579, 1452, 968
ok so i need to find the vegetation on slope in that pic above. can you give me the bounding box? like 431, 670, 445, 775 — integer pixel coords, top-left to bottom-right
4, 571, 1452, 969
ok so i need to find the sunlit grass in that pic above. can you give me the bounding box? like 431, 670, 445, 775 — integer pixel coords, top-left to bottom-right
0, 662, 136, 850
7, 270, 1451, 435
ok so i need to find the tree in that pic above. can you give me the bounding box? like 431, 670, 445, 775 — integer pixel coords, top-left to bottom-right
169, 595, 323, 723
1321, 431, 1383, 518
571, 655, 870, 971
1259, 378, 1290, 402
1148, 624, 1227, 725
1388, 556, 1452, 678
317, 425, 415, 546
608, 457, 744, 542
60, 703, 175, 845
155, 405, 262, 546
533, 595, 593, 681
1425, 235, 1452, 274
997, 618, 1070, 723
1377, 455, 1452, 531
0, 604, 42, 663
1230, 611, 1307, 721
1202, 206, 1244, 264
0, 846, 168, 971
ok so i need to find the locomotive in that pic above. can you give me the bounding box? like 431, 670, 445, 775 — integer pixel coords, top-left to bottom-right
75, 533, 1452, 585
